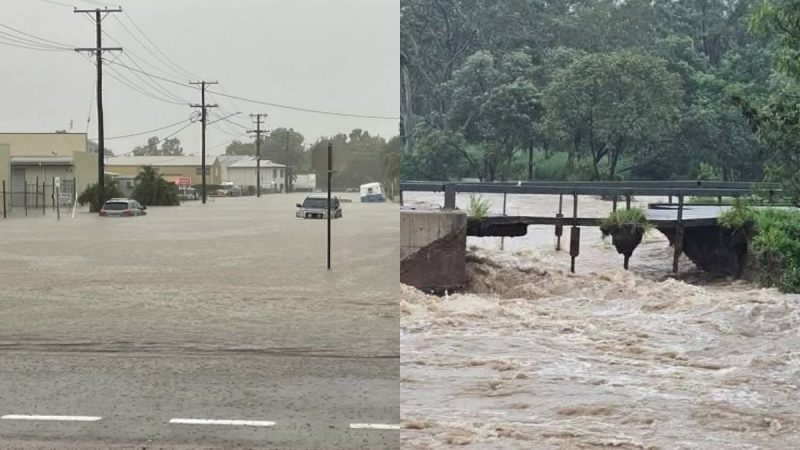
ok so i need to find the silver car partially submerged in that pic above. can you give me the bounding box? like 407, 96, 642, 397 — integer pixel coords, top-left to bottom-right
99, 198, 147, 217
296, 195, 342, 219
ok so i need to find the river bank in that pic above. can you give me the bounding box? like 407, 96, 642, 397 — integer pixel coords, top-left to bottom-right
400, 193, 800, 449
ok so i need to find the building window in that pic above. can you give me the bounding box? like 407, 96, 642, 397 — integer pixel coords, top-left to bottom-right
272, 168, 277, 178
195, 167, 210, 175
279, 168, 284, 178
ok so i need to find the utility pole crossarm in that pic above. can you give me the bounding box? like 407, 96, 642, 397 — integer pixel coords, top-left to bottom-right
74, 47, 123, 52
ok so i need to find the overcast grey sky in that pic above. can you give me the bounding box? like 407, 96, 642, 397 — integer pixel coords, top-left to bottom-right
0, 0, 399, 156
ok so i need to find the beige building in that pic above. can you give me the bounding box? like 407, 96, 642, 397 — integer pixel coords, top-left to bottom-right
105, 155, 214, 187
0, 132, 96, 210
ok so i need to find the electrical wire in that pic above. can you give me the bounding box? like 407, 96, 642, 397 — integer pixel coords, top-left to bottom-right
113, 12, 197, 81
100, 29, 190, 104
0, 39, 70, 51
0, 23, 77, 48
205, 87, 399, 120
105, 60, 397, 120
98, 57, 186, 105
105, 118, 192, 140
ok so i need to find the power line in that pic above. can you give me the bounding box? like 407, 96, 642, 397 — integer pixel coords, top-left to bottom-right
117, 12, 197, 80
206, 88, 399, 120
106, 60, 399, 120
105, 59, 195, 89
115, 53, 188, 104
0, 32, 69, 50
0, 23, 76, 48
86, 55, 185, 105
100, 29, 190, 104
105, 118, 192, 140
0, 39, 71, 52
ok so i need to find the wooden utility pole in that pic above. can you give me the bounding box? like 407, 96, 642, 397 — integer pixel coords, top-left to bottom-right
74, 7, 122, 210
284, 132, 290, 194
327, 142, 333, 270
190, 81, 218, 204
248, 113, 268, 197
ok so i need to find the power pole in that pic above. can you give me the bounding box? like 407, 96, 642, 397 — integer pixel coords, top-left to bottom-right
248, 113, 268, 197
285, 133, 290, 194
189, 81, 218, 204
327, 142, 333, 270
74, 7, 122, 210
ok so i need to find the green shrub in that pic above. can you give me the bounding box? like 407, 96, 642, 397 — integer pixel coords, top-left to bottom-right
599, 208, 652, 236
718, 198, 755, 229
77, 175, 123, 212
750, 208, 800, 292
467, 195, 491, 218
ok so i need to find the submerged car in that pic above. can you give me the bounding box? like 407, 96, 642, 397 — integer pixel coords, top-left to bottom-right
99, 198, 147, 217
296, 195, 342, 219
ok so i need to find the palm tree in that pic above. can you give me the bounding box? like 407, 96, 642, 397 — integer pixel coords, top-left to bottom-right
133, 165, 179, 206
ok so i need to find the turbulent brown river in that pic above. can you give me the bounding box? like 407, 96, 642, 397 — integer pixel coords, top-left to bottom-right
401, 193, 800, 449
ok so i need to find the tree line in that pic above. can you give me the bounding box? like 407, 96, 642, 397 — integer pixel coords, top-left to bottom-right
128, 127, 399, 194
401, 0, 800, 199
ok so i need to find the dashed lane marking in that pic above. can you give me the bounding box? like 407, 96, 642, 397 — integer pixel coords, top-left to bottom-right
1, 415, 102, 421
349, 423, 401, 430
169, 418, 276, 427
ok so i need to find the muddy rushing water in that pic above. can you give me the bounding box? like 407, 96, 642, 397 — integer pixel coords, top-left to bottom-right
401, 193, 800, 449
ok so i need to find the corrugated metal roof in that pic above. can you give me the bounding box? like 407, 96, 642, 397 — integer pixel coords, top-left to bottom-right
228, 157, 285, 168
216, 155, 247, 167
105, 156, 213, 167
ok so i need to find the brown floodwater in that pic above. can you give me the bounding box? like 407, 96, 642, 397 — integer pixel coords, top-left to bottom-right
401, 193, 800, 449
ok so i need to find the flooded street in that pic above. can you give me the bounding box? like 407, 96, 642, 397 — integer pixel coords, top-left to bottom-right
401, 193, 800, 449
0, 193, 399, 449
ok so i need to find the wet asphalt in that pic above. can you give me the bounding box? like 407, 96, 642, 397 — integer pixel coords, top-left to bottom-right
0, 194, 399, 449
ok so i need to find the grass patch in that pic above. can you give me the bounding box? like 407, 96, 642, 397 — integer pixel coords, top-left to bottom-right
467, 195, 491, 219
599, 208, 652, 236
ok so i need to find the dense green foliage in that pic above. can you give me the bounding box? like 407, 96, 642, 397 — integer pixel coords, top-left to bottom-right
714, 200, 800, 292
225, 128, 399, 194
751, 208, 800, 292
77, 175, 123, 212
132, 166, 180, 206
308, 130, 401, 194
401, 0, 790, 182
132, 136, 184, 156
599, 208, 652, 235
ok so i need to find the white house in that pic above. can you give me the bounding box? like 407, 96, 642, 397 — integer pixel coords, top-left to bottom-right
224, 157, 286, 193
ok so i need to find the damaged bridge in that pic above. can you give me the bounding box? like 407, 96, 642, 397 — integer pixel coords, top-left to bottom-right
400, 180, 785, 293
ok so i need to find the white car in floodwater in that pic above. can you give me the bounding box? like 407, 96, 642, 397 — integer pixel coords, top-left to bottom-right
99, 198, 147, 217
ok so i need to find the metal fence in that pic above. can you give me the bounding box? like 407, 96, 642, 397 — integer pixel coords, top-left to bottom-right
1, 178, 76, 219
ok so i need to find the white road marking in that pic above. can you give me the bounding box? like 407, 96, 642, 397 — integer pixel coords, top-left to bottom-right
169, 418, 276, 427
349, 423, 401, 430
1, 415, 101, 421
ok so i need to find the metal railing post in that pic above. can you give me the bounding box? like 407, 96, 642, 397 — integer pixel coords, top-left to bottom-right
443, 184, 456, 210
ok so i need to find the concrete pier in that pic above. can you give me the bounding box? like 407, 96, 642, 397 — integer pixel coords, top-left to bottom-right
401, 210, 467, 293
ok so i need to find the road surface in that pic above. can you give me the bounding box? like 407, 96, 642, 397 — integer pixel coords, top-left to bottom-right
0, 193, 399, 449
